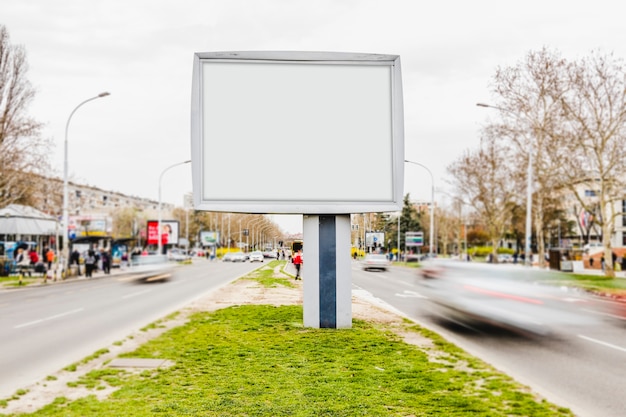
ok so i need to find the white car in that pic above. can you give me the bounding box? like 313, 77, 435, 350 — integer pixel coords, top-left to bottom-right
248, 251, 264, 262
361, 254, 391, 271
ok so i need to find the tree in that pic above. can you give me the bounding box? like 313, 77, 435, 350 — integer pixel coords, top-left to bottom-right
556, 51, 626, 277
111, 207, 145, 239
398, 193, 422, 254
448, 134, 518, 261
0, 25, 49, 207
485, 47, 570, 267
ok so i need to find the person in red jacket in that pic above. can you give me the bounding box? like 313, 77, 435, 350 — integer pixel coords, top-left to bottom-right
293, 250, 303, 280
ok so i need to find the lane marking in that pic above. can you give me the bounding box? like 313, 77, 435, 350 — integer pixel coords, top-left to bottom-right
395, 290, 428, 299
122, 289, 153, 299
582, 308, 626, 321
14, 308, 84, 329
578, 334, 626, 353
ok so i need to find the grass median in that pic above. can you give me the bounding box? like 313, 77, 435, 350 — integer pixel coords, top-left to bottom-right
1, 262, 573, 416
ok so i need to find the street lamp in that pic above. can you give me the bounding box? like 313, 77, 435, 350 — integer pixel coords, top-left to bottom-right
158, 160, 191, 255
62, 92, 110, 275
476, 102, 532, 266
404, 160, 435, 258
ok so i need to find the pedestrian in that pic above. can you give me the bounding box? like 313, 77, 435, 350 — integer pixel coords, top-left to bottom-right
28, 247, 39, 266
15, 248, 31, 276
589, 256, 594, 268
84, 250, 96, 277
100, 249, 111, 274
70, 248, 82, 275
293, 249, 303, 280
601, 255, 605, 272
45, 248, 55, 270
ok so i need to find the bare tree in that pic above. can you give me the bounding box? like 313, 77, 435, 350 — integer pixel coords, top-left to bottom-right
485, 47, 570, 267
448, 135, 518, 261
0, 25, 49, 207
556, 51, 626, 277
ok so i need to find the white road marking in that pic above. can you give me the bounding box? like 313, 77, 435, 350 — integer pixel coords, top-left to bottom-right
582, 308, 626, 321
395, 290, 428, 299
578, 334, 626, 353
14, 308, 84, 329
122, 289, 153, 299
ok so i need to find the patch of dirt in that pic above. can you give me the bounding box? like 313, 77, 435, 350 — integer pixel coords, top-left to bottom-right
1, 278, 414, 415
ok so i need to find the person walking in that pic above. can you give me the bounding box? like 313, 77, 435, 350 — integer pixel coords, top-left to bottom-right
70, 249, 82, 276
84, 250, 96, 278
100, 249, 111, 274
45, 248, 55, 270
293, 250, 303, 280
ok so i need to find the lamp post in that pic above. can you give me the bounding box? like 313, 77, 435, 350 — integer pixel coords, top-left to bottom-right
62, 92, 110, 275
404, 160, 435, 258
158, 160, 191, 255
477, 103, 532, 266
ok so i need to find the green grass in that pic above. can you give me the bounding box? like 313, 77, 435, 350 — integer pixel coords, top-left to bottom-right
1, 305, 573, 416
245, 260, 296, 288
550, 273, 626, 296
0, 261, 578, 416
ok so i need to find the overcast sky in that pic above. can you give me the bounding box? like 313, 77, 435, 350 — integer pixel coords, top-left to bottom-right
3, 0, 625, 234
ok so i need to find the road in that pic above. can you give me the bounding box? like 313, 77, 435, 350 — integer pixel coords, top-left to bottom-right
3, 258, 626, 416
0, 258, 260, 399
351, 261, 626, 417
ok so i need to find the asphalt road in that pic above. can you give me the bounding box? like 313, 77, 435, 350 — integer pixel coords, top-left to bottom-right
4, 258, 626, 416
0, 258, 260, 399
350, 261, 626, 417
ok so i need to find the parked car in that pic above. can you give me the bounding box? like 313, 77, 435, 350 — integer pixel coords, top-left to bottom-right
361, 254, 391, 271
497, 254, 513, 263
249, 251, 264, 262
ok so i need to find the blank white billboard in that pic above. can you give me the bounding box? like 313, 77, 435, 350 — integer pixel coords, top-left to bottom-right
191, 51, 404, 214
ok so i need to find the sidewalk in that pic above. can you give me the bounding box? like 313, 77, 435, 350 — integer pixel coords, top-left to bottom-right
0, 260, 160, 290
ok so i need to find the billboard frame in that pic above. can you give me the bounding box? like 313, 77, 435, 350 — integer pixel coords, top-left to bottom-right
191, 51, 404, 214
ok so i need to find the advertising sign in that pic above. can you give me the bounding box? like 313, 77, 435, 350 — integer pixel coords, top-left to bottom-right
68, 215, 112, 238
405, 231, 423, 247
365, 232, 385, 248
200, 231, 219, 246
147, 220, 180, 245
191, 51, 404, 214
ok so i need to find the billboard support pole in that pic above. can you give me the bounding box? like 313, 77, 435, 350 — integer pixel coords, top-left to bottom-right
303, 214, 352, 329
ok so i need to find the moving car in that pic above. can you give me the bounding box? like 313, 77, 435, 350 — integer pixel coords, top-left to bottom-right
127, 254, 175, 282
222, 252, 247, 262
249, 251, 264, 262
361, 254, 391, 271
417, 259, 603, 336
168, 248, 190, 262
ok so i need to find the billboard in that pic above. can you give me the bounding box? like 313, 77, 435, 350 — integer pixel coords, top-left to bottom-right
405, 231, 424, 247
147, 220, 180, 245
68, 215, 112, 239
200, 231, 219, 246
365, 232, 385, 248
191, 51, 404, 214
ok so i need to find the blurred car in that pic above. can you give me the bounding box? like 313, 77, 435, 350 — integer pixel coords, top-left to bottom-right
417, 259, 604, 336
262, 250, 277, 259
127, 254, 175, 282
497, 254, 513, 263
361, 254, 391, 271
223, 252, 247, 262
249, 251, 264, 262
168, 248, 190, 262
